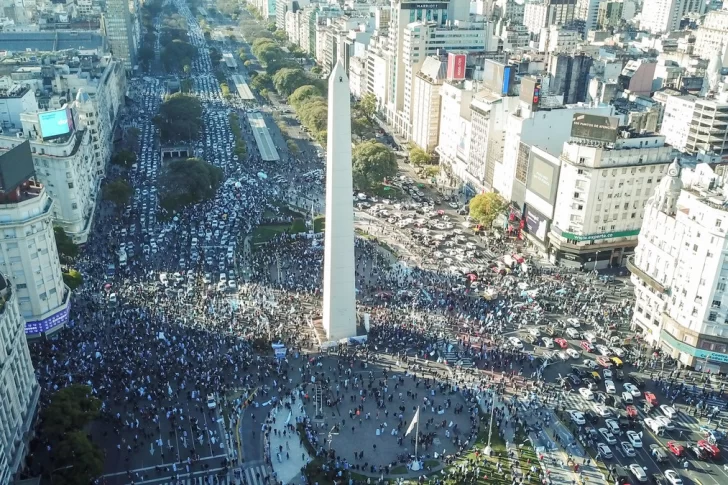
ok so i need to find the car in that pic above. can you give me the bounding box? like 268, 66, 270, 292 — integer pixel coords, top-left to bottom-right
596, 356, 612, 367
655, 416, 674, 430
580, 341, 595, 352
555, 337, 568, 348
508, 337, 523, 349
625, 405, 638, 419
628, 376, 645, 388
697, 439, 720, 457
645, 392, 658, 406
566, 348, 580, 359
622, 391, 633, 403
558, 351, 569, 361
567, 317, 581, 327
567, 374, 582, 386
603, 369, 613, 379
599, 428, 617, 444
584, 410, 599, 424
606, 419, 621, 435
203, 273, 212, 284
597, 443, 613, 459
448, 202, 459, 208
595, 404, 612, 417
624, 383, 641, 397
650, 444, 668, 462
207, 393, 217, 409
596, 344, 611, 356
583, 359, 599, 369
687, 445, 707, 460
579, 387, 594, 400
605, 380, 616, 393
621, 441, 636, 457
568, 410, 586, 425
626, 430, 642, 448
570, 366, 587, 377
566, 328, 580, 339
541, 337, 554, 348
528, 328, 541, 337
629, 464, 647, 483
660, 405, 677, 419
667, 441, 684, 457
664, 470, 682, 485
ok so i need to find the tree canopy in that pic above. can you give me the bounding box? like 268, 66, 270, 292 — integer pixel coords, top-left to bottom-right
54, 226, 78, 261
103, 179, 133, 207
52, 431, 105, 485
251, 38, 283, 66
160, 158, 224, 211
40, 385, 101, 440
111, 149, 137, 167
153, 93, 203, 142
356, 93, 377, 124
352, 141, 398, 190
273, 67, 308, 97
408, 144, 431, 165
469, 192, 507, 228
288, 85, 322, 106
62, 269, 83, 290
162, 39, 197, 71
250, 72, 272, 91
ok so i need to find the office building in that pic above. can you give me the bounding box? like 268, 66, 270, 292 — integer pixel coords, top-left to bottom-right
523, 0, 578, 36
575, 0, 600, 33
694, 8, 728, 61
0, 272, 40, 484
660, 93, 697, 152
102, 0, 135, 71
684, 98, 728, 159
411, 56, 447, 152
630, 162, 728, 372
639, 0, 706, 34
548, 121, 675, 268
0, 85, 38, 132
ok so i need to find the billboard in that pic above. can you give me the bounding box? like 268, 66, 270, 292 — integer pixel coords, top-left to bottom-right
401, 1, 448, 8
520, 77, 541, 108
38, 108, 74, 140
527, 154, 558, 204
0, 140, 35, 192
502, 65, 513, 95
482, 59, 506, 95
447, 53, 466, 81
571, 114, 619, 143
525, 207, 548, 242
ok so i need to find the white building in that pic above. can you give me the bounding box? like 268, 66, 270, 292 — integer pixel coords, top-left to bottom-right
538, 25, 580, 53
437, 81, 474, 188
659, 93, 696, 152
0, 272, 40, 485
639, 0, 706, 34
0, 178, 69, 334
0, 113, 99, 243
348, 56, 367, 99
0, 85, 38, 132
575, 0, 600, 33
694, 8, 728, 61
523, 0, 577, 36
102, 0, 135, 71
629, 162, 728, 372
411, 56, 447, 152
548, 129, 674, 268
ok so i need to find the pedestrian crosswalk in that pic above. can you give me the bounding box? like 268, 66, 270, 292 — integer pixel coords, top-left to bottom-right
234, 463, 269, 485
147, 474, 231, 485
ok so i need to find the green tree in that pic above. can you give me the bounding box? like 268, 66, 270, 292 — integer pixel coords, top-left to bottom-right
266, 22, 277, 32
220, 82, 231, 98
138, 45, 155, 66
40, 385, 101, 440
313, 215, 325, 233
272, 67, 307, 96
209, 47, 223, 66
162, 40, 197, 71
311, 65, 322, 75
469, 192, 508, 228
103, 179, 133, 207
408, 145, 431, 165
286, 139, 299, 155
297, 96, 328, 134
153, 93, 203, 142
52, 432, 104, 485
352, 141, 398, 190
112, 149, 137, 167
273, 30, 288, 42
290, 218, 306, 233
54, 227, 78, 261
125, 127, 140, 151
62, 269, 83, 290
244, 60, 253, 68
357, 93, 377, 124
288, 85, 322, 107
160, 158, 224, 211
250, 72, 272, 91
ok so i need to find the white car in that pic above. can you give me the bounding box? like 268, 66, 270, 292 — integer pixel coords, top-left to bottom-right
528, 328, 541, 337
606, 419, 621, 435
596, 344, 611, 356
595, 404, 611, 417
568, 410, 586, 425
629, 464, 647, 483
558, 351, 569, 361
541, 337, 554, 348
508, 337, 523, 349
621, 441, 636, 457
599, 428, 617, 444
583, 359, 599, 369
566, 348, 580, 359
611, 347, 626, 357
566, 328, 581, 339
621, 391, 633, 403
206, 393, 217, 409
664, 470, 683, 485
660, 405, 677, 419
655, 416, 674, 430
624, 383, 641, 397
605, 380, 616, 394
626, 430, 642, 448
597, 443, 613, 459
567, 317, 581, 327
603, 369, 613, 379
579, 387, 594, 400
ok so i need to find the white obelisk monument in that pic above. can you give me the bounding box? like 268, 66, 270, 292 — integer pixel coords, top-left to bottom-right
322, 61, 357, 341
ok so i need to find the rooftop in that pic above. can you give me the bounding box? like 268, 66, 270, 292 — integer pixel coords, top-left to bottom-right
0, 180, 43, 205
0, 85, 30, 99
0, 31, 104, 52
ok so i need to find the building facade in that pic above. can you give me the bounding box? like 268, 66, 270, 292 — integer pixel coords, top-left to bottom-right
102, 0, 135, 71
0, 273, 40, 485
639, 0, 706, 34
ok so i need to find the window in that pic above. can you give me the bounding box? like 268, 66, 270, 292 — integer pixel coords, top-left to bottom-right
717, 282, 727, 291
574, 192, 580, 199
712, 300, 721, 308
16, 283, 26, 289
71, 203, 78, 210
68, 182, 74, 189
708, 312, 718, 322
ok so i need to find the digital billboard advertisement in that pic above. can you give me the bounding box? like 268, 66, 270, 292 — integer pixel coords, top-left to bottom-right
525, 207, 548, 242
571, 113, 618, 143
520, 77, 541, 109
38, 108, 74, 140
527, 154, 557, 203
502, 66, 513, 95
447, 53, 466, 81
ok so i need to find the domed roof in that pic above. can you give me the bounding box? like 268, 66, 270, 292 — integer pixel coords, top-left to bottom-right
75, 88, 90, 104
663, 158, 683, 195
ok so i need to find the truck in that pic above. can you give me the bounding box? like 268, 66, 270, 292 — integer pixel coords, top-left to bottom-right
106, 263, 116, 277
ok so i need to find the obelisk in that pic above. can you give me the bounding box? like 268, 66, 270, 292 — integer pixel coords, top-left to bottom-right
322, 61, 357, 341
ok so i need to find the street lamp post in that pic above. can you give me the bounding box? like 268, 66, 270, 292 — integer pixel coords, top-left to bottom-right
484, 390, 496, 456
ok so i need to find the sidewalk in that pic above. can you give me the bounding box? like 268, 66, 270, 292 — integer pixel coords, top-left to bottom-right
268, 393, 310, 485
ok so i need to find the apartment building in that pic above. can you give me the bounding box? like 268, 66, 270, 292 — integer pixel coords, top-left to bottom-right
639, 0, 705, 34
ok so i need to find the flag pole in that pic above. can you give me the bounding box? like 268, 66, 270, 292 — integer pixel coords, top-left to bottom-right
412, 408, 421, 471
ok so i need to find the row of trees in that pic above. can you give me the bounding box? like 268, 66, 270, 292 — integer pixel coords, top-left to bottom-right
228, 112, 247, 158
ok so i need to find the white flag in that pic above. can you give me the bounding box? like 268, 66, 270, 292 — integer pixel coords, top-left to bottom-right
405, 408, 420, 437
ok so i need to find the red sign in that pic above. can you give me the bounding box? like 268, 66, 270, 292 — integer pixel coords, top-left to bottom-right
447, 53, 466, 81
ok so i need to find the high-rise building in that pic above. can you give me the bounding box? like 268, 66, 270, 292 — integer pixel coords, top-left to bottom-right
694, 8, 728, 60
684, 98, 728, 159
411, 56, 447, 152
0, 272, 40, 485
575, 0, 600, 33
629, 162, 728, 372
103, 0, 135, 71
639, 0, 706, 34
523, 0, 578, 36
